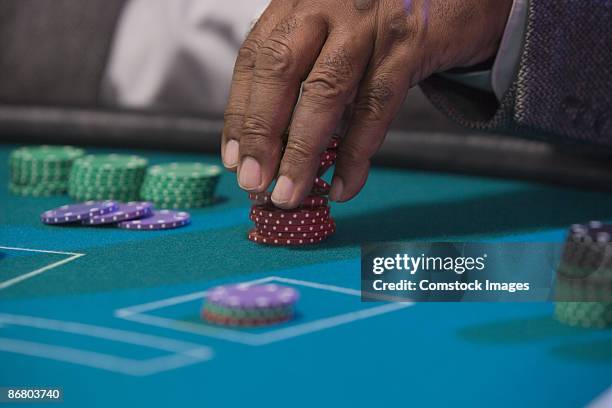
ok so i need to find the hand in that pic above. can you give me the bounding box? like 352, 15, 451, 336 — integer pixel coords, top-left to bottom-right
221, 0, 512, 208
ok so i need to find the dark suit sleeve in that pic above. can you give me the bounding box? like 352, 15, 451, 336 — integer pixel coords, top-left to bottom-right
420, 1, 612, 149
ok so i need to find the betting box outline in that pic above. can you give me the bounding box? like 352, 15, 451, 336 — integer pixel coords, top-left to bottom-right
0, 245, 213, 376
115, 276, 414, 346
0, 245, 85, 290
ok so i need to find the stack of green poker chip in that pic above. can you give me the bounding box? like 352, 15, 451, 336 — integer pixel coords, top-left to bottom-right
68, 154, 148, 202
140, 162, 221, 209
554, 221, 612, 328
9, 145, 84, 196
203, 302, 294, 320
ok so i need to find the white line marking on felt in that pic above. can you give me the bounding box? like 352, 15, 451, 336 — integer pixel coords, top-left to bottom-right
115, 276, 276, 317
0, 246, 85, 290
587, 386, 612, 408
254, 302, 412, 345
270, 277, 362, 296
0, 313, 208, 353
0, 313, 213, 376
120, 313, 261, 345
115, 276, 414, 346
0, 338, 207, 376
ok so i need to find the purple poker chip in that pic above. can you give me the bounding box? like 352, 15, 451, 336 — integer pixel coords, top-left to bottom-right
206, 284, 300, 309
117, 209, 190, 230
41, 201, 118, 224
83, 201, 153, 225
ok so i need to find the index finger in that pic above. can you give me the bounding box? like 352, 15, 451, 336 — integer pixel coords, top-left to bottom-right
271, 35, 372, 208
221, 7, 282, 171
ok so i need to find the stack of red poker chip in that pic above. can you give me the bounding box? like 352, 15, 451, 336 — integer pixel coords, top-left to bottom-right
247, 136, 339, 246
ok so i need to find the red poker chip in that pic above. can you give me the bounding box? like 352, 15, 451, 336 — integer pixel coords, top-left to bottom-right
327, 137, 340, 150
250, 214, 330, 225
248, 228, 329, 246
313, 177, 331, 188
257, 218, 335, 232
320, 150, 337, 163
257, 227, 335, 239
250, 205, 330, 220
318, 160, 335, 176
248, 192, 328, 208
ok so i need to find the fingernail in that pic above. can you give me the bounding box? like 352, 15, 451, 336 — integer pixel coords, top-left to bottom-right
223, 139, 239, 168
329, 177, 344, 202
272, 176, 294, 204
238, 156, 262, 190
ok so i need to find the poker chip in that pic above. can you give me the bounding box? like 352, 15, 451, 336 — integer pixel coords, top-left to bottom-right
246, 135, 339, 246
257, 224, 335, 239
560, 221, 612, 279
117, 210, 190, 230
327, 137, 340, 150
202, 309, 292, 327
9, 145, 84, 196
83, 201, 153, 225
554, 302, 612, 329
204, 302, 294, 319
248, 229, 327, 245
40, 201, 118, 224
140, 162, 221, 209
256, 219, 335, 232
248, 192, 328, 208
206, 283, 300, 309
554, 222, 612, 329
68, 154, 147, 202
250, 205, 330, 220
250, 214, 330, 226
313, 177, 331, 194
202, 283, 300, 327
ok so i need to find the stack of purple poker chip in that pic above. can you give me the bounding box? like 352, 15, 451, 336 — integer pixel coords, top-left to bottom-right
83, 202, 153, 225
40, 201, 190, 231
40, 201, 118, 224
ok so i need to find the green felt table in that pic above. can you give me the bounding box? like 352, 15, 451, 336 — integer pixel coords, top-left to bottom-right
0, 144, 611, 408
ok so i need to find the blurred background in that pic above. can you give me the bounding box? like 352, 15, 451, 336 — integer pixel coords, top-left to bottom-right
1, 0, 612, 190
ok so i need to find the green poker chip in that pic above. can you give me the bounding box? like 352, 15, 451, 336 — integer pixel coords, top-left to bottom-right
8, 145, 84, 197
9, 182, 68, 197
10, 145, 85, 163
555, 301, 612, 329
147, 162, 221, 181
139, 162, 221, 209
67, 153, 148, 202
203, 303, 294, 319
73, 154, 148, 171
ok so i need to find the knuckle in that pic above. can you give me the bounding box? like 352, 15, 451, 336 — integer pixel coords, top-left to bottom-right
283, 138, 318, 166
255, 37, 294, 79
302, 73, 348, 102
354, 77, 394, 121
242, 114, 273, 141
302, 48, 354, 102
385, 13, 419, 44
223, 108, 244, 123
236, 38, 262, 71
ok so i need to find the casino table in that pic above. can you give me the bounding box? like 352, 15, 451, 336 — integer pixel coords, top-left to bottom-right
0, 143, 611, 408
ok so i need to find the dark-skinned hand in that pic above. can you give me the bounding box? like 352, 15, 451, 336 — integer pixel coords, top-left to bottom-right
221, 0, 513, 208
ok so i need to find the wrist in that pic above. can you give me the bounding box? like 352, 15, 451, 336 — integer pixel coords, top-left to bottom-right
429, 0, 514, 72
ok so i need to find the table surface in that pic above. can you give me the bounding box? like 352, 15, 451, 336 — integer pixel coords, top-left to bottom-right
1, 144, 611, 408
